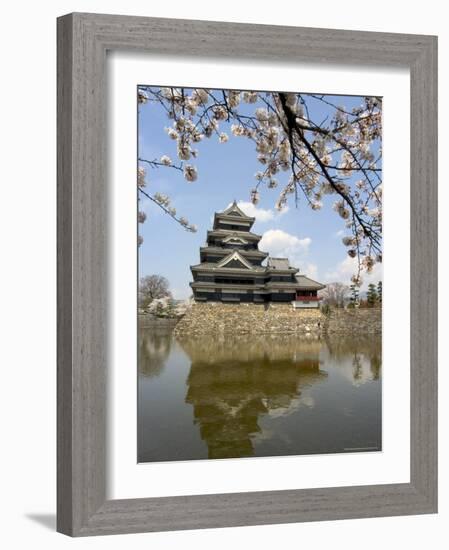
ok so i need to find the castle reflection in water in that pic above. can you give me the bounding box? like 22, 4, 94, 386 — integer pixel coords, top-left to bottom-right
138, 329, 382, 462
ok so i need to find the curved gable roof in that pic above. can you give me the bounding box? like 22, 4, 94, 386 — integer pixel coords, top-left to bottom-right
217, 250, 255, 270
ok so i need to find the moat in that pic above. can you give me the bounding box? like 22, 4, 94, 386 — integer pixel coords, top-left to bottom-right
138, 327, 382, 462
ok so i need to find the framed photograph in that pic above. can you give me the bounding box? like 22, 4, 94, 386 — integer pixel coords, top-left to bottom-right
57, 12, 437, 536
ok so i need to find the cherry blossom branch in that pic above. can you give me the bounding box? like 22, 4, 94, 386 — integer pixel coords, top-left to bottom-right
138, 187, 197, 233
138, 157, 184, 172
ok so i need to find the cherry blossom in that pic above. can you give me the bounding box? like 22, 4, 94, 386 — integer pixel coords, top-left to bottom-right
137, 86, 382, 282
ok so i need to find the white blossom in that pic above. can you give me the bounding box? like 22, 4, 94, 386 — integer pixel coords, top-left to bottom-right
362, 255, 375, 272
137, 167, 146, 188
177, 143, 191, 160
191, 88, 209, 105
165, 127, 178, 140
138, 90, 148, 104
184, 164, 198, 182
333, 200, 350, 220
351, 274, 363, 287
185, 98, 198, 115
242, 91, 258, 103
228, 90, 240, 108
279, 140, 291, 163
342, 236, 356, 246
153, 192, 170, 207
160, 155, 172, 166
213, 105, 227, 121
255, 108, 269, 122
250, 189, 260, 205
321, 153, 332, 165
191, 130, 204, 143
285, 93, 298, 108
231, 124, 245, 137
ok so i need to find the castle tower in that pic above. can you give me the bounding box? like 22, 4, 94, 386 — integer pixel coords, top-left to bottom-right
190, 201, 325, 305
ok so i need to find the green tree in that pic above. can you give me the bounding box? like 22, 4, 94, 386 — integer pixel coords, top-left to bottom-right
348, 284, 359, 308
377, 281, 383, 305
367, 283, 378, 307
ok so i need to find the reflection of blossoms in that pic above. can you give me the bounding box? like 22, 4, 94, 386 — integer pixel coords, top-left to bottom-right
137, 86, 382, 277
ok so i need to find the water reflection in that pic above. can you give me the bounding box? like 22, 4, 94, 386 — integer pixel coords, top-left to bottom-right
324, 336, 382, 385
178, 335, 328, 459
139, 328, 172, 378
138, 329, 382, 462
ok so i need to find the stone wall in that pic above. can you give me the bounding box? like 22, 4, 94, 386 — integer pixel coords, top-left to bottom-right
174, 302, 324, 335
324, 308, 382, 335
173, 303, 382, 336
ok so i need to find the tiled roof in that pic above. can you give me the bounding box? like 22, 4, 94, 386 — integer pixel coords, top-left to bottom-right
207, 229, 261, 240
295, 275, 326, 290
218, 201, 255, 220
267, 257, 290, 269
191, 262, 266, 272
200, 246, 268, 257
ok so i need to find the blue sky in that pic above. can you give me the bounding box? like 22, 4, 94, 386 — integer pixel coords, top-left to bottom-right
138, 89, 382, 299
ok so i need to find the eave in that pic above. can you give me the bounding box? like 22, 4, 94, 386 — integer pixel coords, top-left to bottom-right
191, 264, 265, 274
207, 229, 261, 241
213, 213, 255, 230
200, 246, 268, 258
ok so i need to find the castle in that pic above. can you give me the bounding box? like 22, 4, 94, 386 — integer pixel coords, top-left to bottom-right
189, 201, 325, 307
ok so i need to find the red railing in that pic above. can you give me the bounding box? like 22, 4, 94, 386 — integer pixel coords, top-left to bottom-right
295, 295, 320, 301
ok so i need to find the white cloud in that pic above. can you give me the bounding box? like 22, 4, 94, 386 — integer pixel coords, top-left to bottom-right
325, 256, 383, 289
260, 229, 311, 267
233, 201, 289, 223
301, 262, 319, 281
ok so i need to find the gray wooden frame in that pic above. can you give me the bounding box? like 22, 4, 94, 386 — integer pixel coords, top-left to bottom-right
57, 12, 438, 536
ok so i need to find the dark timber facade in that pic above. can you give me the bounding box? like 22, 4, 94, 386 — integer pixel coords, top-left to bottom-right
190, 202, 326, 306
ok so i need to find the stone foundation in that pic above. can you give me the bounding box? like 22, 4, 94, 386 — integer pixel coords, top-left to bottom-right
324, 308, 382, 335
173, 302, 382, 335
174, 302, 324, 335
